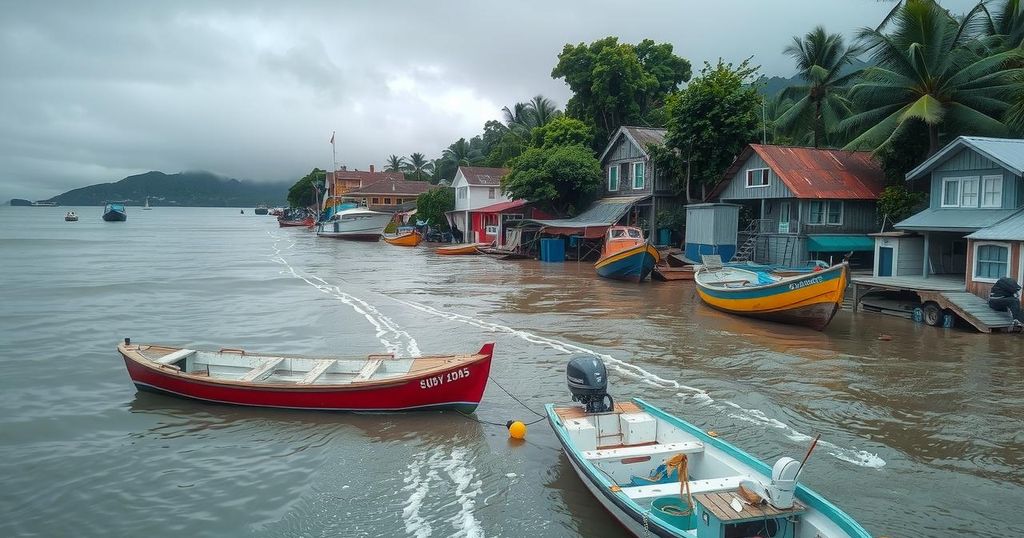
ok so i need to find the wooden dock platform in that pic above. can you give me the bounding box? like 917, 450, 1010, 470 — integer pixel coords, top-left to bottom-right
851, 276, 1015, 333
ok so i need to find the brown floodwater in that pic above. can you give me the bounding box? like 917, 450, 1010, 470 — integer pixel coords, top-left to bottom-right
1, 207, 1022, 537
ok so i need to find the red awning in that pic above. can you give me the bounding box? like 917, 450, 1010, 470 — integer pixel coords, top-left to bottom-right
472, 199, 527, 213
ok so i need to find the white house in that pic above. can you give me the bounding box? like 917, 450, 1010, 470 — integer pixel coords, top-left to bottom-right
446, 166, 511, 242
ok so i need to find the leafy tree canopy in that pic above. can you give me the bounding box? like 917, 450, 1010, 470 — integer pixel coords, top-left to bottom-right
877, 184, 926, 228
287, 168, 326, 208
416, 186, 455, 230
501, 145, 602, 215
530, 116, 594, 149
552, 37, 691, 149
665, 59, 761, 201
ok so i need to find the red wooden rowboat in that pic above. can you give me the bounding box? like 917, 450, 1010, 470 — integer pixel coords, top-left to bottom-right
118, 340, 494, 412
278, 217, 314, 227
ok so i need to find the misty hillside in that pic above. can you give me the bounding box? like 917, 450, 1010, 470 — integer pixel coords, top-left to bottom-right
47, 171, 288, 207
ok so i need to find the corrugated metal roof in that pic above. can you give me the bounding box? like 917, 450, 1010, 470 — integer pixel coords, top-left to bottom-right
966, 209, 1024, 240
755, 145, 885, 199
895, 208, 1018, 231
598, 126, 667, 162
459, 166, 509, 186
905, 136, 1024, 180
511, 195, 651, 237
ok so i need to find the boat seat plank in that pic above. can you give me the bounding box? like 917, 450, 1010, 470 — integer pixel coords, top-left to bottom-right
297, 360, 334, 385
353, 359, 384, 382
583, 441, 704, 461
554, 402, 642, 421
694, 491, 805, 522
156, 349, 194, 365
240, 357, 285, 382
621, 475, 746, 500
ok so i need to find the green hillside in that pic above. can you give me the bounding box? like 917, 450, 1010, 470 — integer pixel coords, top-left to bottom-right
47, 171, 288, 207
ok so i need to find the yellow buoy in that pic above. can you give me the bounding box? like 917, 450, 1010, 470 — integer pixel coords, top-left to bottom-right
507, 420, 527, 439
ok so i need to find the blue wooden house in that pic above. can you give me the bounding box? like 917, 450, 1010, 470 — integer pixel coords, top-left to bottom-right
882, 136, 1024, 298
598, 126, 678, 239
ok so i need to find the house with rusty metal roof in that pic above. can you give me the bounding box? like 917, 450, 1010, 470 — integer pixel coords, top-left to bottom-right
710, 144, 886, 267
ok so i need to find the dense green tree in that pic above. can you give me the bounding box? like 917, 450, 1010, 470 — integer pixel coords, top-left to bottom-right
877, 184, 927, 228
434, 138, 484, 182
664, 59, 762, 202
552, 37, 691, 149
842, 0, 1023, 155
385, 154, 407, 172
416, 187, 455, 230
530, 116, 594, 149
480, 120, 510, 155
777, 26, 860, 147
484, 131, 529, 167
287, 168, 326, 208
501, 145, 602, 215
406, 152, 433, 181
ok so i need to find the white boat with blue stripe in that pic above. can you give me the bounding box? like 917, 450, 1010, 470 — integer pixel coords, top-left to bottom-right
547, 356, 870, 538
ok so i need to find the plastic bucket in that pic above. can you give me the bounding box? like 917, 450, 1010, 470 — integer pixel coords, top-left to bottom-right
651, 496, 695, 530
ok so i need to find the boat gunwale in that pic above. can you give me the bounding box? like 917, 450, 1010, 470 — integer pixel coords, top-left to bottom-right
694, 262, 847, 294
119, 343, 493, 392
594, 242, 660, 269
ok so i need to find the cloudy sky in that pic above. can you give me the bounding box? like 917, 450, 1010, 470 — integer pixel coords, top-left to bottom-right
1, 0, 978, 200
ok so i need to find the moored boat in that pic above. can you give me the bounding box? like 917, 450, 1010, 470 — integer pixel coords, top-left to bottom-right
694, 256, 848, 331
436, 243, 487, 255
383, 229, 423, 247
653, 264, 694, 281
143, 197, 153, 210
548, 356, 870, 538
102, 202, 127, 222
316, 207, 391, 240
64, 211, 78, 222
594, 226, 660, 282
254, 204, 269, 215
117, 339, 494, 412
278, 208, 314, 227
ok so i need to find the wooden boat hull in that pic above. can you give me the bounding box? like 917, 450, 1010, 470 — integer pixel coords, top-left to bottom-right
118, 343, 494, 413
653, 266, 694, 281
595, 243, 660, 282
278, 218, 313, 227
436, 243, 486, 255
695, 263, 848, 331
546, 398, 871, 538
383, 231, 423, 247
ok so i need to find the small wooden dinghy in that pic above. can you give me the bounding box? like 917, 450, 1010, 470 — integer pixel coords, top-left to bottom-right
594, 226, 660, 282
653, 264, 695, 281
436, 243, 487, 255
383, 230, 423, 247
118, 340, 494, 412
694, 256, 848, 331
547, 357, 869, 537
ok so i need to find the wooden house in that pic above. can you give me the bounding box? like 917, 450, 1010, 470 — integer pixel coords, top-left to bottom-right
342, 177, 432, 212
711, 144, 886, 266
598, 126, 679, 239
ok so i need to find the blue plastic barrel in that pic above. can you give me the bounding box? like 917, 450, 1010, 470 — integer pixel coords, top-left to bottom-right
657, 228, 671, 246
540, 238, 564, 262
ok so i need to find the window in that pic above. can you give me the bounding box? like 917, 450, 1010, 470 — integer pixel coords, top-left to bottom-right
383, 198, 392, 205
607, 166, 619, 191
941, 177, 960, 207
488, 188, 495, 199
808, 201, 842, 225
457, 187, 468, 200
974, 243, 1009, 281
982, 175, 1003, 207
960, 177, 979, 207
746, 168, 769, 188
632, 162, 645, 189
370, 197, 379, 205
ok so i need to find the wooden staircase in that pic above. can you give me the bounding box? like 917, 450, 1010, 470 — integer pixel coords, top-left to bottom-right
732, 219, 770, 263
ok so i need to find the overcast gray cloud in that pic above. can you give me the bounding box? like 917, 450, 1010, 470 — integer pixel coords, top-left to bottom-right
0, 0, 978, 200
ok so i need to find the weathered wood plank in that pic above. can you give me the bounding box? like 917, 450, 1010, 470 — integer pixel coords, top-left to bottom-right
240, 357, 284, 382
352, 359, 383, 381
297, 360, 333, 385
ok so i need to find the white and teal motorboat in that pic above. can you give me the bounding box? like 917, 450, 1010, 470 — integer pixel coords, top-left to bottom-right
547, 357, 871, 538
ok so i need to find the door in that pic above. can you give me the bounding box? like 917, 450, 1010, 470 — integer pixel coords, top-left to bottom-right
878, 246, 894, 277
778, 202, 791, 234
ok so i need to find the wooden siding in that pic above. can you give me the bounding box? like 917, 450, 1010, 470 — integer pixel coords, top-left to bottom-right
717, 154, 795, 200
928, 146, 1023, 210
897, 238, 925, 276
754, 234, 807, 265
798, 199, 878, 234
685, 204, 739, 246
601, 133, 653, 197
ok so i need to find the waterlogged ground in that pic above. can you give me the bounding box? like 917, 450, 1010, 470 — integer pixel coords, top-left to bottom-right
2, 206, 1023, 537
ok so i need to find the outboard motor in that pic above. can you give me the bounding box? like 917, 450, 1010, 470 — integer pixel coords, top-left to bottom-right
566, 356, 614, 413
739, 456, 800, 510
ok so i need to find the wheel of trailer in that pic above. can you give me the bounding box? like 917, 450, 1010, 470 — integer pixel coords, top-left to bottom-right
921, 301, 944, 326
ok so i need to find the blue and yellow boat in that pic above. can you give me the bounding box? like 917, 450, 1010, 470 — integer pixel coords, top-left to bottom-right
594, 226, 660, 282
694, 260, 849, 331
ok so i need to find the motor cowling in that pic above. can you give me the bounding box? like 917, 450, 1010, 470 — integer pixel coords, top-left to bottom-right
567, 356, 614, 413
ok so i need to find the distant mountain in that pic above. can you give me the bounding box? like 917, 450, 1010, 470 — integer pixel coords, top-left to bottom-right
754, 58, 872, 97
45, 171, 288, 207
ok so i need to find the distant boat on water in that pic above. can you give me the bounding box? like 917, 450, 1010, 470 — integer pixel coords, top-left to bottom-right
143, 197, 153, 210
254, 204, 269, 215
64, 211, 78, 222
102, 202, 127, 222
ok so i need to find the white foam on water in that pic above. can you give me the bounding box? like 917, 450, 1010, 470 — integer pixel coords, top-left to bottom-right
386, 296, 886, 469
402, 449, 443, 538
443, 447, 484, 538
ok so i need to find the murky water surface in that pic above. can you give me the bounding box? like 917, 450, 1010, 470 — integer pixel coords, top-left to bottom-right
1, 207, 1022, 537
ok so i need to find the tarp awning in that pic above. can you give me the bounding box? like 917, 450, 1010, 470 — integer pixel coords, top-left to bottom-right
806, 234, 875, 252
509, 195, 650, 239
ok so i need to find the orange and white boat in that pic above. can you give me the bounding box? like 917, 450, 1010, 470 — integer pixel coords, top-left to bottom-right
594, 226, 660, 282
383, 230, 423, 247
436, 243, 487, 255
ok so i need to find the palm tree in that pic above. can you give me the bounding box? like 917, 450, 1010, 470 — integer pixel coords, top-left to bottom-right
384, 154, 407, 172
526, 94, 562, 127
777, 26, 860, 147
502, 102, 533, 134
442, 138, 482, 167
842, 0, 1023, 155
502, 95, 562, 134
979, 0, 1024, 49
406, 152, 433, 181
